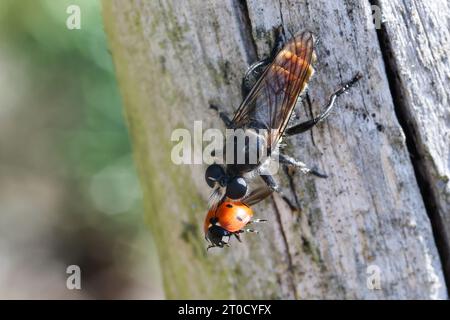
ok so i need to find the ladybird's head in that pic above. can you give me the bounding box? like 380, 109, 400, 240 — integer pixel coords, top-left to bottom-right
206, 224, 231, 249
204, 206, 231, 249
205, 164, 248, 201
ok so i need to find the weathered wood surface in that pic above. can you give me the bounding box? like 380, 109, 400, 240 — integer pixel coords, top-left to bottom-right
102, 0, 449, 299
375, 0, 450, 288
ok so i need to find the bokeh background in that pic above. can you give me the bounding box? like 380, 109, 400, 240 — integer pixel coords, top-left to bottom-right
0, 0, 164, 298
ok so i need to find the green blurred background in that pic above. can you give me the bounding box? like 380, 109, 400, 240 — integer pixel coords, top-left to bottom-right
0, 0, 163, 298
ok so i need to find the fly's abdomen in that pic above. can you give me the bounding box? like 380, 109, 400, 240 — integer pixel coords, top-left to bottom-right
225, 128, 268, 174
269, 36, 316, 95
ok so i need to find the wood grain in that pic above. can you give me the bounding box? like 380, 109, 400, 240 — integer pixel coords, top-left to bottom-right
102, 0, 448, 299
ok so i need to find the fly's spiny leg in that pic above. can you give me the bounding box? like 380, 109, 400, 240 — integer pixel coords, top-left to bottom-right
334, 72, 363, 96
285, 73, 362, 136
271, 24, 288, 57
241, 25, 287, 98
261, 174, 281, 193
279, 154, 328, 178
242, 58, 271, 98
261, 174, 299, 211
209, 104, 232, 128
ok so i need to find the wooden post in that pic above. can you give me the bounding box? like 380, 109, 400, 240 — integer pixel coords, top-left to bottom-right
102, 0, 449, 299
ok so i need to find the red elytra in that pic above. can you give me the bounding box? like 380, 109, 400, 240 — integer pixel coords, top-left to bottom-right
204, 201, 253, 234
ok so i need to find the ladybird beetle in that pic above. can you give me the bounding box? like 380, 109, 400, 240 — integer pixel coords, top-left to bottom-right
204, 201, 266, 249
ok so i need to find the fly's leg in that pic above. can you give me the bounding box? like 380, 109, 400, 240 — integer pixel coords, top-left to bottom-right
209, 104, 233, 128
279, 154, 328, 178
241, 25, 287, 98
261, 174, 299, 211
286, 72, 362, 136
261, 174, 281, 193
241, 58, 271, 97
270, 24, 288, 57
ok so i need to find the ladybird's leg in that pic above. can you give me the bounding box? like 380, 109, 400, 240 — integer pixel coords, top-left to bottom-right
242, 228, 259, 234
285, 72, 362, 136
247, 219, 268, 224
233, 232, 242, 242
209, 104, 233, 128
218, 240, 230, 248
279, 154, 328, 178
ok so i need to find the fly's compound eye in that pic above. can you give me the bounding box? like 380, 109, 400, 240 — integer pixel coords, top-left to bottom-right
225, 176, 248, 200
205, 164, 225, 188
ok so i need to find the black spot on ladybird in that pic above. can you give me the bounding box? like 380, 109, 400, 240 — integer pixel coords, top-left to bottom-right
226, 204, 233, 208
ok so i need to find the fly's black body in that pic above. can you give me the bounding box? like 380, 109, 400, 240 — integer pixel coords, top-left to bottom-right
205, 26, 362, 210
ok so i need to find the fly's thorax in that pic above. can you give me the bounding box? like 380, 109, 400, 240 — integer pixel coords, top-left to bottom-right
223, 127, 270, 174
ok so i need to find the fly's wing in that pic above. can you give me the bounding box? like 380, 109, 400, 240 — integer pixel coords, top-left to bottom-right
241, 185, 273, 207
232, 32, 315, 152
240, 174, 273, 206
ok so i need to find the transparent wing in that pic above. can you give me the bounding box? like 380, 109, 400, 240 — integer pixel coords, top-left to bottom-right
241, 184, 273, 207
232, 31, 315, 152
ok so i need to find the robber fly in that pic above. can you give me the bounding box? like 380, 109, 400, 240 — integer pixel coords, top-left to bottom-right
204, 27, 361, 248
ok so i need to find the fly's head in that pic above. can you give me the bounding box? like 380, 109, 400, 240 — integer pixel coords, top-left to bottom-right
205, 164, 248, 204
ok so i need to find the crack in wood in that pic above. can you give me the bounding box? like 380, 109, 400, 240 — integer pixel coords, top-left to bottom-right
370, 0, 450, 295
234, 0, 259, 62
283, 165, 302, 211
271, 194, 299, 299
235, 0, 300, 299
